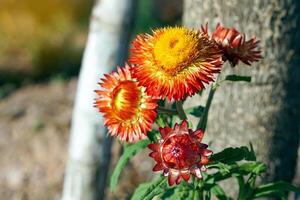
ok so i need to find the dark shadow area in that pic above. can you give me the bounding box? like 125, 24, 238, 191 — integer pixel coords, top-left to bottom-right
268, 1, 300, 196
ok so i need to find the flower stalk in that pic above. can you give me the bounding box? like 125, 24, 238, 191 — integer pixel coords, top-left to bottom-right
176, 100, 187, 120
197, 86, 216, 131
157, 106, 178, 115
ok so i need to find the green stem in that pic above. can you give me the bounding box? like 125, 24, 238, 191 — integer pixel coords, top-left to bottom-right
199, 191, 204, 200
176, 100, 187, 120
155, 115, 166, 127
157, 106, 178, 115
158, 106, 203, 116
197, 178, 204, 200
197, 86, 216, 131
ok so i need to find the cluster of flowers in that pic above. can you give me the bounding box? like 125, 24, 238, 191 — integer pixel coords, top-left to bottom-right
95, 24, 261, 186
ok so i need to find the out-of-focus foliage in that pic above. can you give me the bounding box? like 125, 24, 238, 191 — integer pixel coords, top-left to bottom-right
134, 0, 182, 34
0, 0, 182, 99
0, 0, 92, 82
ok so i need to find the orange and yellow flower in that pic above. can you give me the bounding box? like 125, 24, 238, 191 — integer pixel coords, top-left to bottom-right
94, 64, 157, 143
129, 27, 223, 101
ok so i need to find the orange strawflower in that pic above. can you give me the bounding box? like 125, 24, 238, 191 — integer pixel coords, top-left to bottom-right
148, 120, 212, 186
204, 23, 262, 66
129, 27, 223, 101
94, 64, 157, 143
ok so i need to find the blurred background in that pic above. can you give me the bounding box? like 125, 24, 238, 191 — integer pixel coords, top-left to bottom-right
1, 0, 299, 200
0, 0, 182, 199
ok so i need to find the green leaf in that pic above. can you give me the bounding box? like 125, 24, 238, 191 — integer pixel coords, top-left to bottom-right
210, 146, 256, 164
224, 75, 251, 82
236, 175, 246, 199
211, 184, 230, 200
239, 162, 266, 175
185, 105, 205, 117
253, 181, 300, 198
131, 182, 152, 200
204, 190, 211, 200
189, 189, 200, 200
163, 186, 192, 200
110, 139, 150, 191
161, 187, 176, 199
206, 162, 231, 175
249, 143, 257, 161
147, 130, 159, 142
131, 177, 168, 200
156, 114, 167, 127
206, 161, 266, 184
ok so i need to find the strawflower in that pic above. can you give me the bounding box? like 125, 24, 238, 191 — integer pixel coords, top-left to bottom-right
148, 120, 212, 186
202, 23, 262, 66
129, 27, 223, 100
94, 64, 157, 143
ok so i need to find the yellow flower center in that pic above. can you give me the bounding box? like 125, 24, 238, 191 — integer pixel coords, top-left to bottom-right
153, 27, 200, 75
112, 80, 141, 121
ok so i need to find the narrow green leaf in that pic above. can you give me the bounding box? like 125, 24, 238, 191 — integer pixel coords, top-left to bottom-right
236, 176, 245, 199
131, 177, 168, 200
110, 139, 150, 191
249, 143, 257, 161
225, 75, 251, 82
253, 181, 300, 198
206, 162, 231, 174
239, 162, 266, 175
236, 175, 245, 189
165, 187, 191, 200
163, 181, 193, 200
281, 196, 289, 200
211, 184, 230, 200
161, 187, 176, 199
189, 189, 200, 200
206, 161, 266, 184
210, 146, 256, 164
156, 114, 167, 127
185, 105, 205, 117
147, 130, 159, 142
204, 190, 211, 200
131, 182, 152, 200
255, 191, 286, 199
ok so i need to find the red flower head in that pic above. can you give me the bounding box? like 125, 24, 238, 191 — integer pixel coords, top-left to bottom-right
129, 27, 223, 101
94, 64, 157, 143
148, 120, 212, 186
210, 23, 262, 66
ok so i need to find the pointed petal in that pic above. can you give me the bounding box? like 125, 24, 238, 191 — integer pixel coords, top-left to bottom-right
180, 120, 188, 131
168, 175, 177, 186
200, 156, 209, 165
153, 163, 164, 172
181, 172, 190, 182
148, 143, 160, 152
175, 175, 182, 185
201, 149, 213, 156
191, 168, 202, 179
193, 129, 204, 141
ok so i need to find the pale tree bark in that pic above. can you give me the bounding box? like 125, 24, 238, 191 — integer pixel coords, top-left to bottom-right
62, 0, 136, 200
184, 0, 300, 186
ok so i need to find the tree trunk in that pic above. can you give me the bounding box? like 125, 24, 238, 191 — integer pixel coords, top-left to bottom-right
61, 0, 136, 199
184, 0, 300, 186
